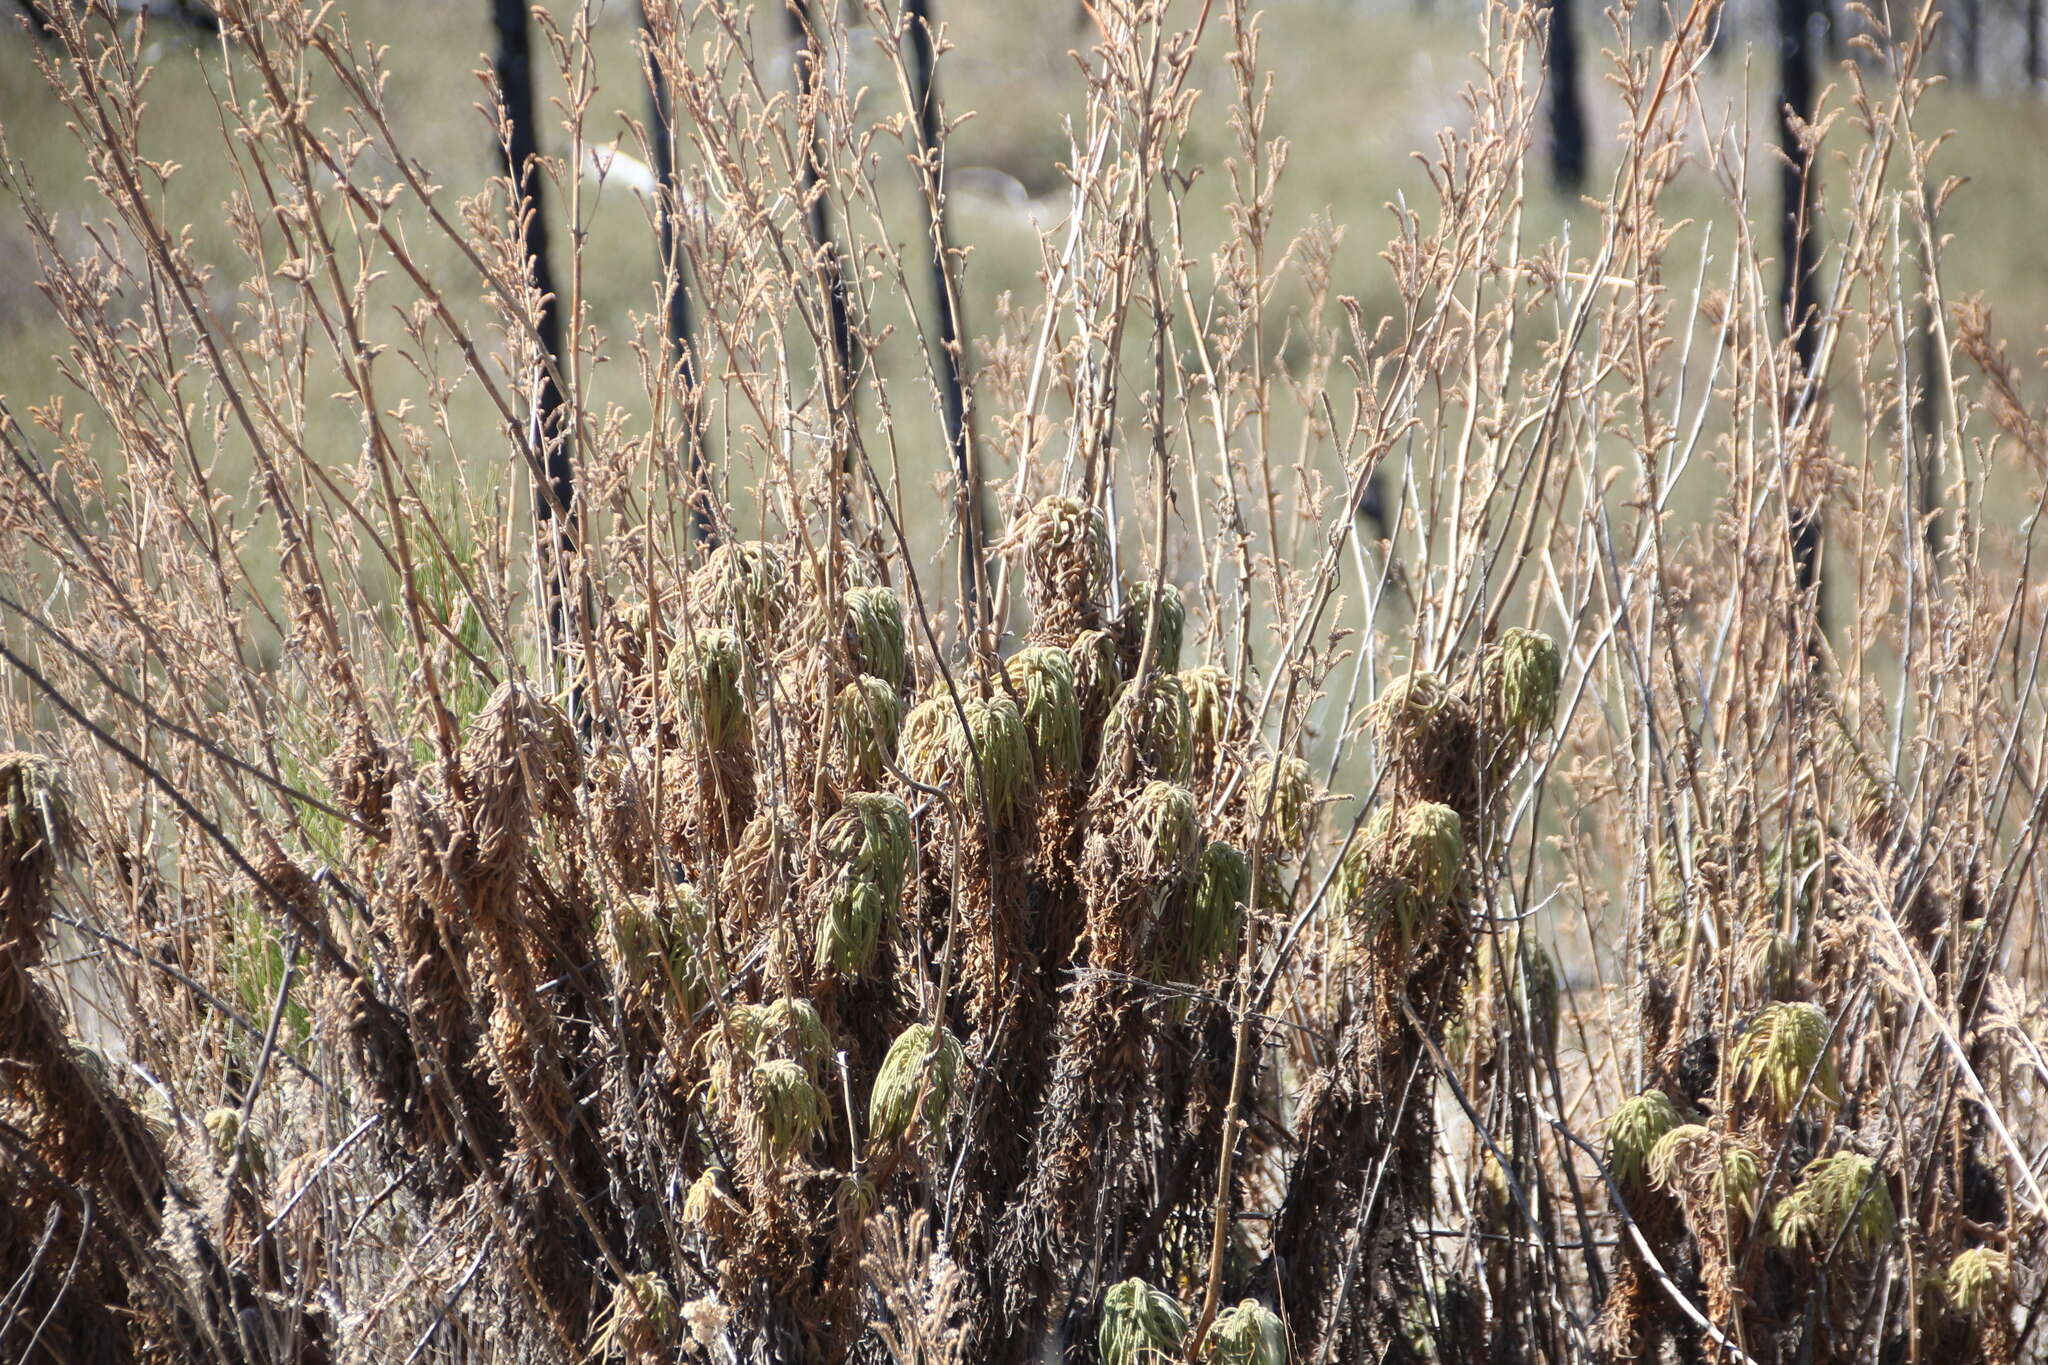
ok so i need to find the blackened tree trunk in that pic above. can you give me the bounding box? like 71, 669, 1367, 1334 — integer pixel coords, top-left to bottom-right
2031, 0, 2043, 87
1915, 291, 1945, 563
642, 4, 712, 544
13, 0, 54, 35
1546, 0, 1588, 191
787, 0, 855, 421
1777, 0, 1824, 610
1816, 0, 1843, 59
490, 0, 575, 560
904, 0, 983, 617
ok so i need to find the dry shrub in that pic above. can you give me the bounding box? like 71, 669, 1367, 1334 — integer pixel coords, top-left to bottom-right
1, 0, 2045, 1362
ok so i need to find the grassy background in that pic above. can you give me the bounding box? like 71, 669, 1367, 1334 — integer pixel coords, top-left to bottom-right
2, 0, 2044, 558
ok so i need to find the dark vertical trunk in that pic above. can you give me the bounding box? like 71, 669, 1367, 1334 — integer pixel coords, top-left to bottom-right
1915, 290, 1945, 562
904, 0, 983, 618
2030, 0, 2043, 86
13, 0, 54, 36
1546, 0, 1588, 191
787, 0, 855, 421
1960, 0, 1983, 82
171, 0, 221, 30
1816, 0, 1843, 59
643, 4, 713, 545
1777, 0, 1819, 361
1777, 0, 1823, 611
490, 0, 575, 554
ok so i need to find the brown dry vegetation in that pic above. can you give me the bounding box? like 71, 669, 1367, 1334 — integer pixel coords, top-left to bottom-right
2, 0, 2047, 1362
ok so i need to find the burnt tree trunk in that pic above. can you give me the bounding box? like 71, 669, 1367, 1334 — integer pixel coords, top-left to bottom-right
642, 3, 712, 544
1777, 0, 1824, 613
787, 0, 855, 426
904, 0, 984, 618
490, 0, 576, 606
1915, 284, 1945, 563
2031, 0, 2043, 87
1546, 0, 1588, 191
12, 0, 54, 35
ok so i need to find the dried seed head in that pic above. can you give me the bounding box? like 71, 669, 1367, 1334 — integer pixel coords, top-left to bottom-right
1773, 1151, 1895, 1257
1179, 665, 1233, 770
1004, 646, 1085, 779
1368, 671, 1481, 815
1209, 1299, 1286, 1365
814, 793, 914, 978
1730, 1001, 1839, 1121
748, 1057, 827, 1160
608, 884, 714, 1010
201, 1105, 241, 1162
1646, 1123, 1713, 1194
1099, 675, 1193, 786
1605, 1090, 1684, 1192
683, 1167, 740, 1236
1021, 494, 1110, 635
868, 1022, 964, 1147
590, 753, 655, 891
1716, 1143, 1763, 1221
1098, 1277, 1186, 1365
325, 726, 397, 837
835, 1172, 879, 1224
463, 678, 581, 800
725, 1001, 765, 1044
603, 891, 662, 991
202, 1106, 265, 1176
1400, 802, 1466, 908
1482, 627, 1562, 745
1243, 753, 1316, 853
947, 696, 1032, 829
672, 627, 750, 751
1189, 841, 1251, 969
664, 884, 716, 1007
601, 596, 659, 678
1369, 671, 1454, 751
1741, 929, 1802, 1002
897, 689, 957, 788
693, 539, 791, 632
754, 997, 832, 1078
1130, 781, 1200, 881
844, 585, 908, 688
0, 751, 73, 947
681, 1294, 733, 1346
1118, 579, 1186, 673
1068, 627, 1124, 722
1946, 1247, 2010, 1320
1648, 1125, 1762, 1223
1346, 801, 1465, 935
834, 676, 905, 789
721, 808, 785, 924
598, 1272, 677, 1364
456, 682, 581, 896
1330, 827, 1378, 923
